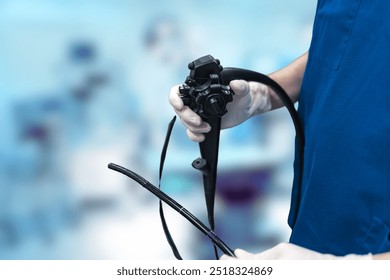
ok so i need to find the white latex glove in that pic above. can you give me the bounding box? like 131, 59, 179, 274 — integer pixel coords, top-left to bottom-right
169, 80, 272, 142
220, 243, 373, 260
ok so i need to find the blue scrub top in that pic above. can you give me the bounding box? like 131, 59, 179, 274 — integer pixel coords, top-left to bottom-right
288, 0, 390, 255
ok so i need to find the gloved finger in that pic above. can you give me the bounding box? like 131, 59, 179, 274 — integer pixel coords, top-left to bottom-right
180, 118, 211, 134
169, 85, 184, 111
229, 80, 250, 96
174, 106, 203, 127
186, 129, 205, 142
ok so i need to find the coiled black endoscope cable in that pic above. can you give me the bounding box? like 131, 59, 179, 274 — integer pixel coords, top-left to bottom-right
222, 67, 305, 228
107, 162, 235, 257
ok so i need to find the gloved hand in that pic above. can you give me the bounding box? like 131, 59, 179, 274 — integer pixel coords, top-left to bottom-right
169, 80, 272, 142
219, 243, 373, 260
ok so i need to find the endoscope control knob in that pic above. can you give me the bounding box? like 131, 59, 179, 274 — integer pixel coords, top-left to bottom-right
179, 55, 233, 119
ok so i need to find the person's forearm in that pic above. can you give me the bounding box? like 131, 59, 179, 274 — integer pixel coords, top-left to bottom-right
267, 52, 308, 109
373, 252, 390, 260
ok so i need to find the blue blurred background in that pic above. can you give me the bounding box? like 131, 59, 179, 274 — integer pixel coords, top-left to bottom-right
0, 0, 316, 259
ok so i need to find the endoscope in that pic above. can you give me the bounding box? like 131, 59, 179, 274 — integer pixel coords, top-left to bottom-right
108, 55, 304, 259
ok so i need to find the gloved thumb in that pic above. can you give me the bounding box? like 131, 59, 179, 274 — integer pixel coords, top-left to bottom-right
229, 80, 250, 96
169, 85, 184, 111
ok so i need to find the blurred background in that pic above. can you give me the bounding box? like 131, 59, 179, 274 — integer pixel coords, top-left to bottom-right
0, 0, 316, 259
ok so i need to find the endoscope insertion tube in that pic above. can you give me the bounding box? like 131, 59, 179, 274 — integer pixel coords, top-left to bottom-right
107, 162, 235, 257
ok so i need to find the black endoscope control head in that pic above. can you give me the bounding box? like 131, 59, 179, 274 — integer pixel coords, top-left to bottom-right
179, 55, 233, 119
